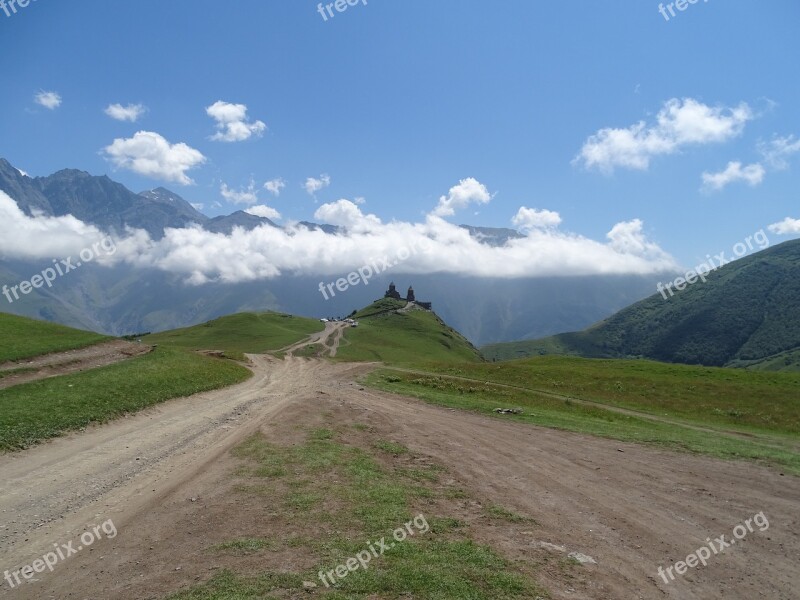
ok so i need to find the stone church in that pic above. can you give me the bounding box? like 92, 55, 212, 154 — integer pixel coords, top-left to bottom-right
384, 283, 432, 310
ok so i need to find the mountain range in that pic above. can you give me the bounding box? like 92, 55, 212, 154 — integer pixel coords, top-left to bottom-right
0, 159, 279, 239
1, 158, 668, 345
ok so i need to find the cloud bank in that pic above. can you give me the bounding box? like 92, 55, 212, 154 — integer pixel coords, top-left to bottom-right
0, 178, 680, 285
0, 192, 113, 260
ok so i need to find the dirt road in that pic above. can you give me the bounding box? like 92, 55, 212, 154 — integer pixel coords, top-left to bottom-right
0, 340, 152, 390
0, 357, 797, 599
281, 321, 347, 357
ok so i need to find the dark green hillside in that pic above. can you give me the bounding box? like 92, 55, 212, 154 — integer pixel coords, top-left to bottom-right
484, 239, 800, 369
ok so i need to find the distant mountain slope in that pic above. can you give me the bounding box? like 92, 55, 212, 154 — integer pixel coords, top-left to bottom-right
483, 239, 800, 369
0, 158, 665, 345
0, 159, 341, 239
0, 159, 208, 239
457, 225, 524, 247
205, 210, 278, 234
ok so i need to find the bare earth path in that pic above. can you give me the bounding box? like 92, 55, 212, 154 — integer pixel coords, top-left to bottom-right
0, 340, 152, 390
0, 358, 797, 599
281, 321, 347, 357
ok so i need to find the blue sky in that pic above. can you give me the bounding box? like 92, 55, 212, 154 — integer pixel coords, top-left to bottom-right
1, 0, 799, 275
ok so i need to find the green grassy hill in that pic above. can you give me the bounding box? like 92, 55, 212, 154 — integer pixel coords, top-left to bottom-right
1, 347, 250, 451
483, 239, 800, 369
0, 312, 252, 451
366, 355, 800, 473
143, 311, 324, 358
335, 299, 483, 365
0, 312, 110, 363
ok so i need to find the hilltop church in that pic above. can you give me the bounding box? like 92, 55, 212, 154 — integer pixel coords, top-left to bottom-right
384, 282, 432, 310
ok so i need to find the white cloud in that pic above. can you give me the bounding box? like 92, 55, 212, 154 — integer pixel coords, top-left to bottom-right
206, 101, 266, 142
701, 161, 765, 192
191, 203, 205, 212
758, 134, 800, 170
16, 168, 28, 177
304, 174, 331, 196
105, 103, 147, 122
314, 199, 381, 231
512, 207, 562, 231
103, 131, 206, 185
575, 98, 753, 173
354, 196, 366, 205
264, 178, 286, 196
245, 205, 282, 221
124, 213, 676, 284
432, 178, 493, 217
768, 217, 800, 235
221, 180, 259, 205
0, 187, 680, 286
35, 91, 61, 110
0, 191, 112, 260
606, 219, 665, 259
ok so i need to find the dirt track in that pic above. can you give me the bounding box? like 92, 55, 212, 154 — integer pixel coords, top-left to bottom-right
0, 353, 797, 599
282, 321, 347, 357
0, 340, 151, 390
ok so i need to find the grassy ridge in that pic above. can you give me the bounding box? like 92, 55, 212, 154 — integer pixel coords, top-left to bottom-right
0, 347, 251, 451
420, 356, 800, 434
143, 312, 324, 356
0, 312, 109, 363
362, 355, 800, 474
336, 300, 483, 365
